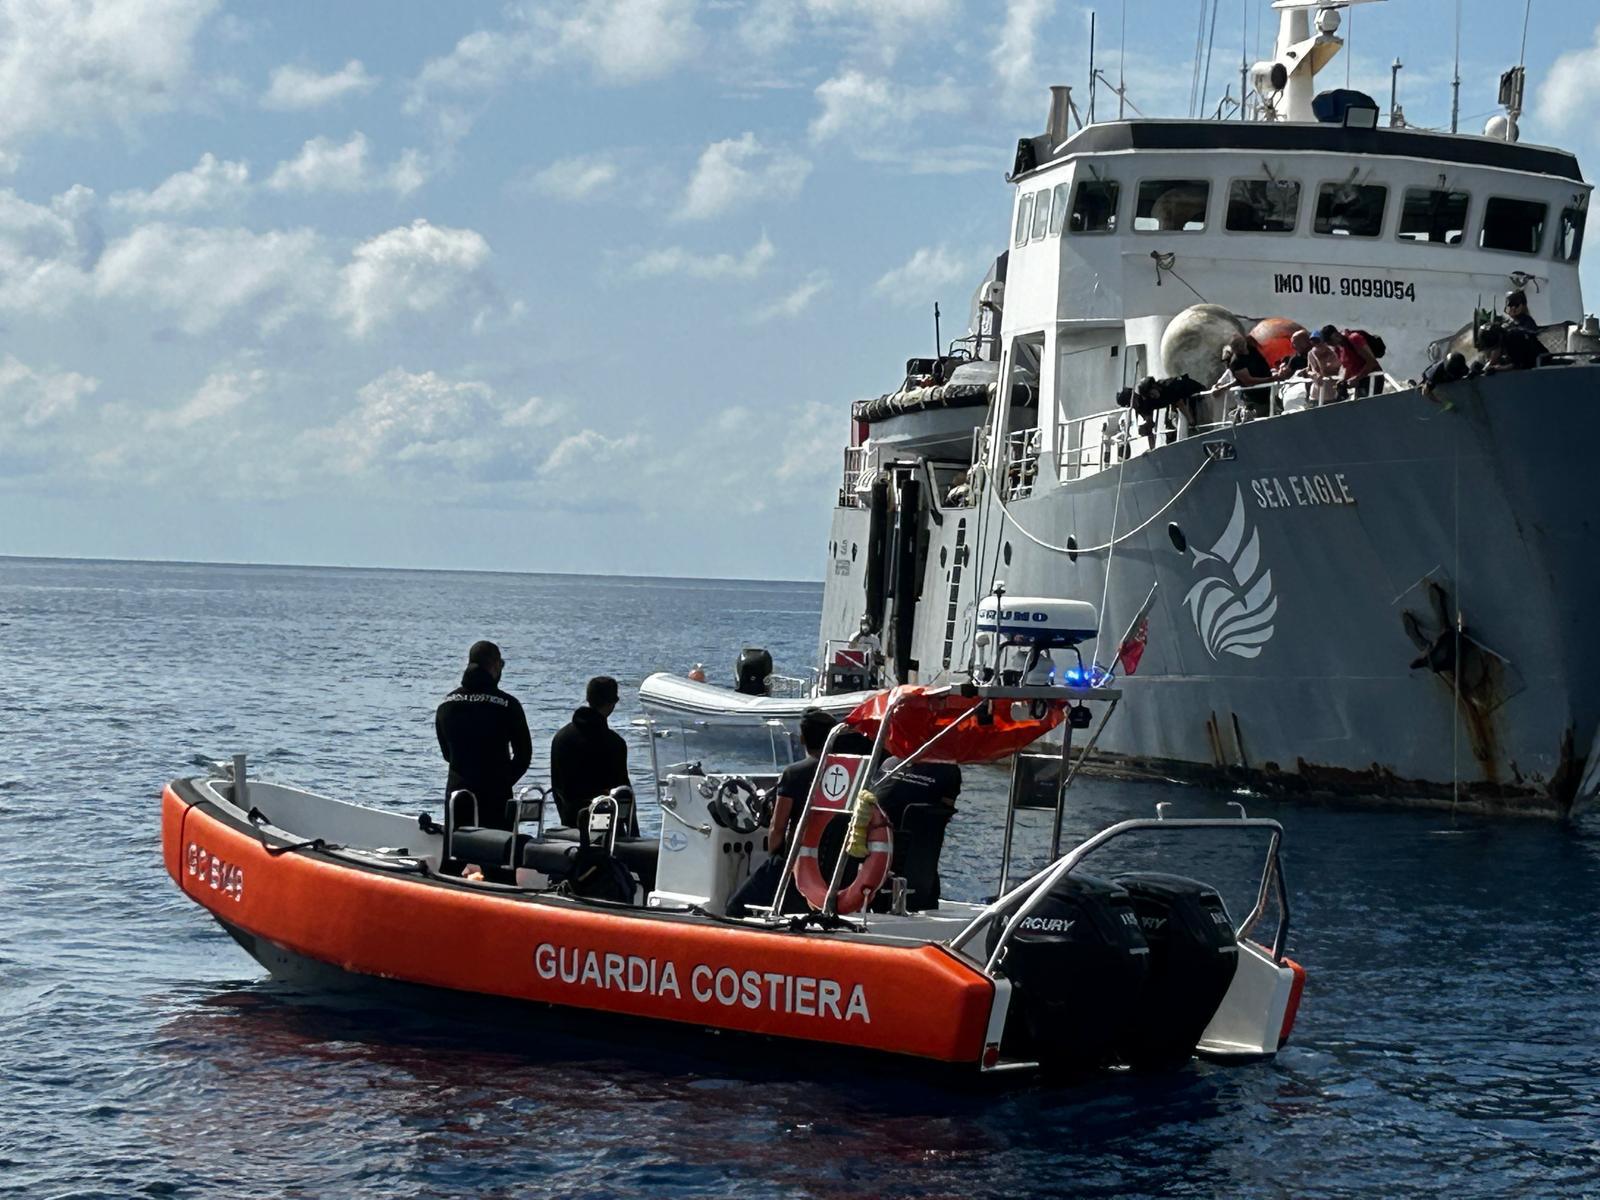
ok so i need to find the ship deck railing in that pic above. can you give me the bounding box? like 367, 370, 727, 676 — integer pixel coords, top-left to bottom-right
1051, 372, 1403, 484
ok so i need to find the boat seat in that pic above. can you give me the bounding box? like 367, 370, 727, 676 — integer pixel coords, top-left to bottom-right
536, 827, 660, 893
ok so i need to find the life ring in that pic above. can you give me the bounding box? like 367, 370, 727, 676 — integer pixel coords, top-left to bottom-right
792, 804, 893, 915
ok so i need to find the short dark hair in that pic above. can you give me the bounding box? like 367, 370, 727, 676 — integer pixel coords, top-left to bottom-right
586, 675, 620, 707
468, 640, 501, 666
1319, 324, 1341, 343
799, 707, 838, 754
1505, 289, 1527, 307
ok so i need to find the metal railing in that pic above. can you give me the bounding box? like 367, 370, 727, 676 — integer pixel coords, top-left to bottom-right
1056, 371, 1401, 482
1001, 427, 1041, 500
839, 445, 874, 506
947, 815, 1292, 972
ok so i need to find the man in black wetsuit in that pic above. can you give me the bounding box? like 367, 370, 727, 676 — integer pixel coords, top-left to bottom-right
549, 675, 634, 832
435, 640, 532, 830
872, 758, 962, 910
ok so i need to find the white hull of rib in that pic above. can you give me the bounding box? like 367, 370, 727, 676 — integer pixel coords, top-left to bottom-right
638, 673, 874, 728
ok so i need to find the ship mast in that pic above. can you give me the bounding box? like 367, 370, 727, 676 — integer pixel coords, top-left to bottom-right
1249, 0, 1384, 122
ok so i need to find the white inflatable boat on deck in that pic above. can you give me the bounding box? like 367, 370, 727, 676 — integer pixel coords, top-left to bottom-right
639, 672, 876, 730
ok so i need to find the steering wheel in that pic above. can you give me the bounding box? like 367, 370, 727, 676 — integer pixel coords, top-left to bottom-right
707, 776, 763, 835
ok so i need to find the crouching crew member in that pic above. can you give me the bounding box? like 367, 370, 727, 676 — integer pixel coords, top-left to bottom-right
435, 640, 532, 830
550, 675, 636, 833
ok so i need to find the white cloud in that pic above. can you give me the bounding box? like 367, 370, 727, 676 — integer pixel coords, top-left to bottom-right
542, 427, 641, 475
809, 69, 966, 144
262, 60, 378, 110
678, 132, 810, 221
630, 234, 776, 280
753, 271, 829, 322
0, 353, 99, 431
1537, 25, 1600, 130
531, 156, 619, 201
267, 133, 429, 196
991, 0, 1053, 110
313, 368, 567, 484
93, 223, 331, 334
738, 0, 800, 56
337, 219, 494, 337
0, 186, 102, 313
412, 0, 701, 105
0, 0, 219, 153
873, 244, 971, 302
537, 0, 702, 85
804, 0, 958, 61
145, 366, 268, 430
110, 153, 250, 216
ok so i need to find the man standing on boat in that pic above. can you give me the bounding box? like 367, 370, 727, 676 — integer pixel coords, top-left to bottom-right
435, 640, 533, 830
549, 676, 636, 833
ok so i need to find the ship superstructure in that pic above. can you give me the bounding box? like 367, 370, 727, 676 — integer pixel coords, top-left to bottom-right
816, 1, 1598, 814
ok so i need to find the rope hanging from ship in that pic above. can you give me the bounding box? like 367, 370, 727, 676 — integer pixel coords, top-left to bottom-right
990, 454, 1215, 557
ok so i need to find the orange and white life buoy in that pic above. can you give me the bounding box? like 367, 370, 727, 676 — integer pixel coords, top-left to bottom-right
792, 803, 893, 915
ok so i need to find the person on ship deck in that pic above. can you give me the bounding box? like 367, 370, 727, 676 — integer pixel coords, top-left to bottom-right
1321, 325, 1384, 399
550, 675, 638, 835
435, 640, 532, 831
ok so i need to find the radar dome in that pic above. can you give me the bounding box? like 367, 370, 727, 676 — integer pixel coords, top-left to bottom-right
1484, 114, 1519, 143
1161, 304, 1247, 387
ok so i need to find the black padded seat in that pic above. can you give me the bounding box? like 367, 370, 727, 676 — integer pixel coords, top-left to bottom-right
449, 826, 522, 868
538, 827, 660, 893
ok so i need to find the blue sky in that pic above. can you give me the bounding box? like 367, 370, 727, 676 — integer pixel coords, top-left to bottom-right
1, 0, 1595, 580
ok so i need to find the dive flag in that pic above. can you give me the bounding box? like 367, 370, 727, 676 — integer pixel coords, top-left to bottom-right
1113, 583, 1159, 677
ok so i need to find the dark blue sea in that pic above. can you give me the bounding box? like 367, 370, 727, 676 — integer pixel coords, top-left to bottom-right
2, 556, 1598, 1199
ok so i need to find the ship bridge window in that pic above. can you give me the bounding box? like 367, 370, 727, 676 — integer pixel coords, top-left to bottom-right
1048, 182, 1071, 235
1225, 179, 1301, 233
1014, 193, 1034, 248
1397, 187, 1469, 244
1030, 188, 1053, 241
1134, 180, 1209, 232
1314, 182, 1387, 237
1480, 197, 1548, 255
1069, 179, 1120, 233
1557, 205, 1585, 262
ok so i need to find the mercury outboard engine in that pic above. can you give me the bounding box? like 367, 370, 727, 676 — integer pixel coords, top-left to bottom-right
1114, 873, 1239, 1069
989, 873, 1149, 1072
734, 647, 773, 695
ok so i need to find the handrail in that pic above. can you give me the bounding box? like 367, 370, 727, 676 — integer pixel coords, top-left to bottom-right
947, 816, 1291, 972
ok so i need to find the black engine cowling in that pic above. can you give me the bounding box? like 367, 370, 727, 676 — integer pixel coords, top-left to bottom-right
989, 873, 1149, 1072
734, 647, 773, 695
1114, 872, 1239, 1069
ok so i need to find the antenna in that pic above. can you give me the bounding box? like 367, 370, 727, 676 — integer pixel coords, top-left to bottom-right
1389, 57, 1402, 127
1088, 11, 1097, 125
1201, 0, 1222, 119
1239, 0, 1248, 121
933, 303, 942, 361
1451, 0, 1461, 133
1119, 0, 1126, 119
1518, 0, 1533, 67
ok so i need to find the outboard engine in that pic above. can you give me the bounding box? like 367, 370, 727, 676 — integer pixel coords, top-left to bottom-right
989, 873, 1149, 1071
734, 647, 773, 696
1114, 873, 1239, 1069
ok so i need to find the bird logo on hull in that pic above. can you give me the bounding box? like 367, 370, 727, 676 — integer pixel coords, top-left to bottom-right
1184, 486, 1277, 660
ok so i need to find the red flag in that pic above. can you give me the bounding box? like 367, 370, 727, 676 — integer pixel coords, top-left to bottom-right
1117, 613, 1150, 675
1111, 582, 1159, 677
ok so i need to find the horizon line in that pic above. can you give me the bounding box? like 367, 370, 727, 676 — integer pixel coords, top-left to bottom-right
0, 552, 820, 588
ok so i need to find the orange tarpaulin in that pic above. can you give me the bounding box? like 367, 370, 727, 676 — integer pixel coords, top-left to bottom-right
843, 685, 1065, 763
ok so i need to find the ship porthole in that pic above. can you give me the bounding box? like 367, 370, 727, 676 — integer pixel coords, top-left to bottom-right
939, 546, 948, 567
1168, 523, 1188, 553
1003, 542, 1012, 566
1067, 535, 1078, 564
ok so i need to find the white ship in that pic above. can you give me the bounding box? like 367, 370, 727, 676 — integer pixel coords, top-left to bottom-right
806, 0, 1598, 815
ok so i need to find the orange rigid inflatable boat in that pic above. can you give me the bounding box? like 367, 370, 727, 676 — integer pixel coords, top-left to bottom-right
163, 669, 1305, 1076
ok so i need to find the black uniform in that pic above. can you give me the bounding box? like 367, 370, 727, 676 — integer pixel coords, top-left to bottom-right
435, 665, 532, 830
549, 706, 631, 828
